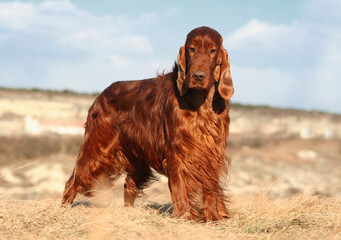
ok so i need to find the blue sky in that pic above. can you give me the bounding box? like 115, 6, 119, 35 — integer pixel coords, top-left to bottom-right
0, 0, 340, 113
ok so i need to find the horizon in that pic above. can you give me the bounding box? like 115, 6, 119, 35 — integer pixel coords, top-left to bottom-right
1, 85, 340, 115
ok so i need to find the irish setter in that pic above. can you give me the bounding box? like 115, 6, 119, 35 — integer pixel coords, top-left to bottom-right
62, 26, 234, 222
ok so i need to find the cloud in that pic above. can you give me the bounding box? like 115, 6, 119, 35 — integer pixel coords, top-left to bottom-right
0, 0, 169, 92
0, 2, 35, 30
106, 55, 131, 69
312, 50, 341, 112
39, 0, 75, 12
0, 1, 152, 55
226, 20, 297, 51
231, 66, 302, 108
114, 35, 152, 54
226, 0, 341, 113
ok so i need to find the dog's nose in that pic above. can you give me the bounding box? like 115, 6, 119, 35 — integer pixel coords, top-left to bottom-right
192, 71, 206, 82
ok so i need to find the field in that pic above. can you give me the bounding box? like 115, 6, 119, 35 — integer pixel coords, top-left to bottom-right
1, 195, 340, 239
0, 88, 341, 239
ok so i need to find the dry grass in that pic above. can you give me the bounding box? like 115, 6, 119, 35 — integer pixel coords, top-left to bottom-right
0, 195, 340, 240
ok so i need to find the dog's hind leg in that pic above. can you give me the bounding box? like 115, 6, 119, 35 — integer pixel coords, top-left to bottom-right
124, 160, 154, 207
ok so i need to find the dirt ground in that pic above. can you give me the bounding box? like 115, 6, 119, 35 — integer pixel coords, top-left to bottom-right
1, 138, 340, 239
1, 137, 340, 203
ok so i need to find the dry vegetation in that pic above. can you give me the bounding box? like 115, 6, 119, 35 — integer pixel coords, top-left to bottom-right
1, 136, 341, 239
0, 194, 340, 240
0, 135, 83, 164
1, 88, 341, 239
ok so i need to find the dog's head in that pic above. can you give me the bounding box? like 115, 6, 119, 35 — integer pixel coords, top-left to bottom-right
177, 26, 234, 101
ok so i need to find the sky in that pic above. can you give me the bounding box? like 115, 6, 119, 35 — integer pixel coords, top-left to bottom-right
0, 0, 340, 113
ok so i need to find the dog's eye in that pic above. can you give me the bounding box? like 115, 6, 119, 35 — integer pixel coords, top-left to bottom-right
189, 47, 195, 53
210, 49, 216, 54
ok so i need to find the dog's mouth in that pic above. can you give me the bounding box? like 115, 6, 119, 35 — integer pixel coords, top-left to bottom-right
193, 82, 205, 89
187, 77, 211, 90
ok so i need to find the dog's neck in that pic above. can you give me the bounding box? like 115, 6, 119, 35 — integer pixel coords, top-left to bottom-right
177, 87, 216, 112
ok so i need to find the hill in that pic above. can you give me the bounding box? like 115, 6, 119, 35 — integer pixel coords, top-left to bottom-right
0, 87, 340, 239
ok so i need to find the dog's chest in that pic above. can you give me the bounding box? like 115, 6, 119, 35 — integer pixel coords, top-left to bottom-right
182, 108, 228, 141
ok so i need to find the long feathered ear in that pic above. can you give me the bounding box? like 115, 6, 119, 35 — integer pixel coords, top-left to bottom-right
216, 48, 234, 100
177, 46, 188, 96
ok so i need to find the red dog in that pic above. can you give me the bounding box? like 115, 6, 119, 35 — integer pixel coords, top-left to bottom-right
62, 26, 234, 222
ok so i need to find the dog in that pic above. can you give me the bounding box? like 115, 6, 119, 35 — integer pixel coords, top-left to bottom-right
62, 26, 234, 222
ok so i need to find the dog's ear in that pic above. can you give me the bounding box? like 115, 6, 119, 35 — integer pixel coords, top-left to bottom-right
216, 47, 234, 100
176, 46, 188, 96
